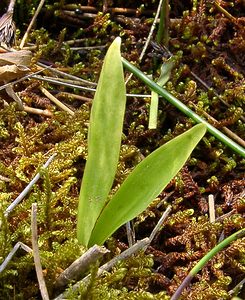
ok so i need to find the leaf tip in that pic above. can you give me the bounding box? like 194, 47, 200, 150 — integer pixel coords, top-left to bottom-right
114, 36, 121, 46
196, 123, 207, 134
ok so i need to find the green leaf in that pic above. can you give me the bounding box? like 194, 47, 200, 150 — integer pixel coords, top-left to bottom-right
157, 58, 174, 87
77, 37, 126, 246
149, 58, 174, 129
88, 124, 206, 246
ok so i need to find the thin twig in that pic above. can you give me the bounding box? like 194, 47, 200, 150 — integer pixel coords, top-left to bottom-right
31, 75, 96, 92
31, 203, 49, 300
32, 74, 155, 98
0, 174, 11, 182
23, 105, 53, 117
126, 0, 164, 84
20, 0, 46, 49
66, 45, 107, 51
55, 245, 109, 289
62, 5, 155, 16
54, 238, 150, 300
134, 0, 162, 58
215, 209, 236, 222
0, 64, 52, 92
126, 221, 135, 247
0, 242, 32, 274
5, 84, 23, 109
36, 61, 97, 86
157, 191, 175, 208
55, 206, 172, 299
228, 277, 245, 296
149, 205, 171, 242
56, 91, 92, 102
4, 153, 56, 217
213, 0, 237, 24
95, 239, 148, 271
39, 76, 96, 87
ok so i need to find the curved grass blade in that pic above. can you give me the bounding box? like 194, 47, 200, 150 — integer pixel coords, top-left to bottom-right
77, 37, 126, 246
89, 124, 206, 246
171, 228, 245, 300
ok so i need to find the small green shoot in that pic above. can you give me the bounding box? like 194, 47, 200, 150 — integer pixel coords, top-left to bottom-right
148, 58, 174, 129
77, 37, 207, 247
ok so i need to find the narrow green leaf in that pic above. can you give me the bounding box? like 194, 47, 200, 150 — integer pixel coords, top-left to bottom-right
157, 58, 174, 87
89, 124, 206, 246
77, 37, 126, 246
148, 91, 159, 129
149, 59, 174, 129
156, 0, 169, 46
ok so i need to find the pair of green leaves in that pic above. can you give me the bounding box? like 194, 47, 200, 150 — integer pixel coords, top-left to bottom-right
77, 37, 206, 247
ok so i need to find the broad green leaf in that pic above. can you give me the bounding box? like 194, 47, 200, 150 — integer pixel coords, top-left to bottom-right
77, 37, 126, 246
88, 124, 206, 246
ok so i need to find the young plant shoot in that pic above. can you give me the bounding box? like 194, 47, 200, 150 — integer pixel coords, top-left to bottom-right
77, 37, 207, 247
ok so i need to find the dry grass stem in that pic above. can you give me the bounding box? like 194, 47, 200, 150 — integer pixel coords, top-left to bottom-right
23, 105, 53, 117
37, 61, 97, 86
39, 86, 75, 115
0, 242, 32, 273
56, 92, 92, 102
191, 103, 245, 148
126, 0, 164, 84
4, 153, 56, 217
208, 194, 216, 223
20, 0, 46, 49
149, 205, 172, 242
31, 203, 50, 300
126, 221, 135, 247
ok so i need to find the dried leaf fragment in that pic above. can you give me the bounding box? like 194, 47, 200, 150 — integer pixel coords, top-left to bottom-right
0, 64, 30, 82
0, 50, 32, 67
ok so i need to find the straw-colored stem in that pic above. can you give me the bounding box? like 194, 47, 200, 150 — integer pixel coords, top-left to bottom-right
20, 0, 46, 49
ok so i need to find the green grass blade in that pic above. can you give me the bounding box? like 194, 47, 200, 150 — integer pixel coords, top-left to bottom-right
156, 0, 169, 46
89, 124, 206, 246
171, 228, 245, 300
77, 37, 126, 246
122, 57, 245, 158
